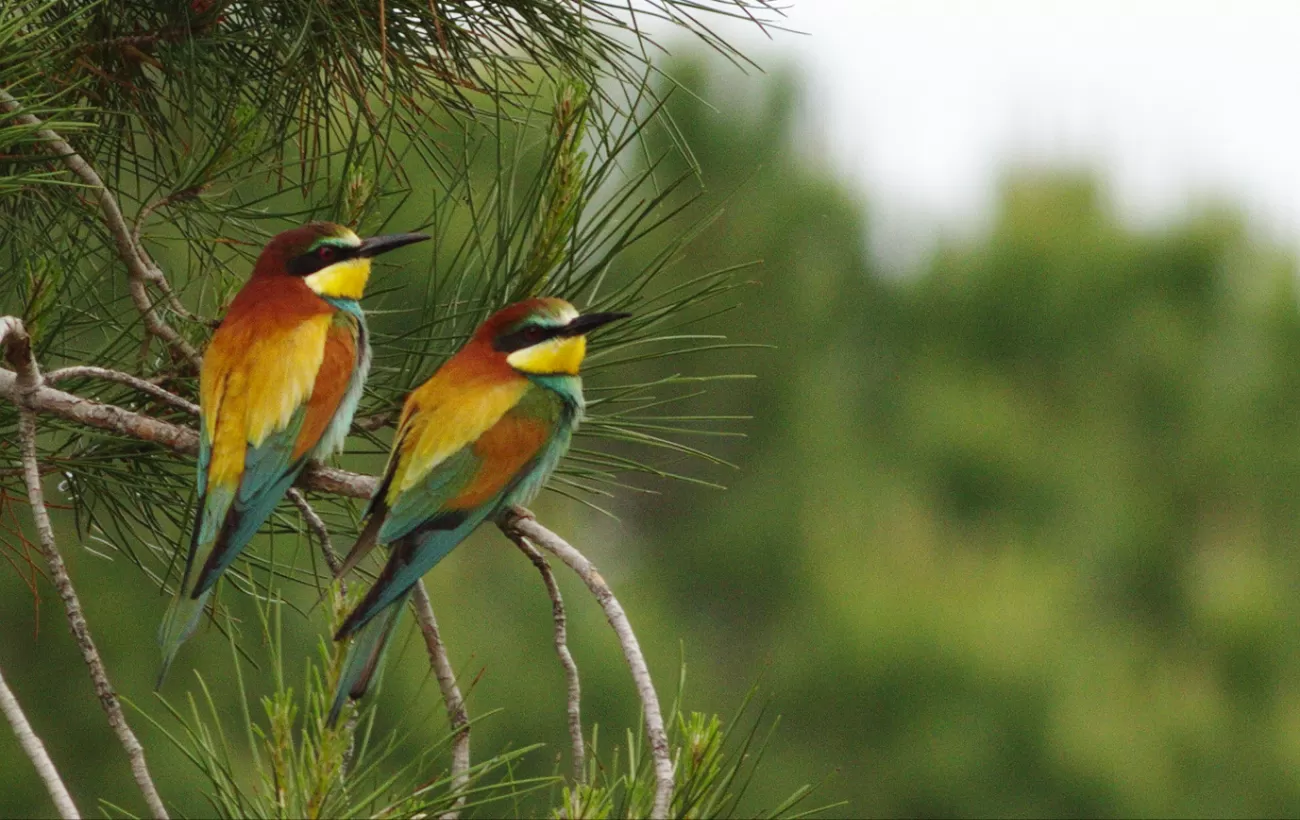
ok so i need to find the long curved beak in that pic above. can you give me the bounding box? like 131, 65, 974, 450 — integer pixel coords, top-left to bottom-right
358, 232, 430, 258
561, 311, 631, 337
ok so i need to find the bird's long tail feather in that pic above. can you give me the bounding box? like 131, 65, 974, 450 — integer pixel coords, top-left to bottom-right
327, 587, 411, 727
156, 586, 213, 689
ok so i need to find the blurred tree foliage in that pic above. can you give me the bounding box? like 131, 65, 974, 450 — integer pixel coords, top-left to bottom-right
610, 57, 1300, 817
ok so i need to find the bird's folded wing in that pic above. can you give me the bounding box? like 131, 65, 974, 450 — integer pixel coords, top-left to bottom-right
290, 316, 359, 461
387, 381, 551, 532
187, 312, 344, 596
336, 412, 553, 635
335, 376, 529, 575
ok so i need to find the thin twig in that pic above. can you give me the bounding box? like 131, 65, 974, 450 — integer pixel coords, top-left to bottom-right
410, 581, 471, 820
0, 89, 201, 368
284, 487, 368, 788
1, 318, 170, 820
0, 662, 80, 819
286, 485, 341, 600
287, 488, 345, 598
46, 366, 199, 415
504, 529, 584, 783
131, 187, 217, 329
130, 186, 205, 254
498, 506, 673, 819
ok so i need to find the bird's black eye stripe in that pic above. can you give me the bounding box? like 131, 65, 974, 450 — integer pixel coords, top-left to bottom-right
494, 322, 561, 352
286, 243, 358, 277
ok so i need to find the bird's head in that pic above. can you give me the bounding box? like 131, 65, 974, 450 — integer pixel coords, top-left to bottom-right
254, 222, 429, 301
475, 297, 630, 376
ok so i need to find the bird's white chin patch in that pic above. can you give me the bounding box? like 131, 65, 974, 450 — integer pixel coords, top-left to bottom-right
305, 258, 371, 300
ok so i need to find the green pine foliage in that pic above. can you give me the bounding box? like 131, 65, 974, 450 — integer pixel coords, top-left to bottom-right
134, 595, 835, 819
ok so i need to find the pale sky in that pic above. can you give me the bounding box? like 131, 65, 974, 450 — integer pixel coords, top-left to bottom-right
702, 1, 1300, 264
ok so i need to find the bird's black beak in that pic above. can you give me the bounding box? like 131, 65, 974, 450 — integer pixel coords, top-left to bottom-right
358, 232, 430, 258
561, 312, 631, 337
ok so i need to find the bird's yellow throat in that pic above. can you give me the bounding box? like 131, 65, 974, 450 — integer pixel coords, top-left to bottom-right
507, 335, 587, 376
304, 257, 371, 300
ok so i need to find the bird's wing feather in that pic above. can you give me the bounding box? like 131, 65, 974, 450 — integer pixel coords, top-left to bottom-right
383, 389, 549, 540
336, 411, 553, 637
292, 315, 358, 461
186, 311, 341, 597
391, 377, 530, 495
335, 373, 527, 574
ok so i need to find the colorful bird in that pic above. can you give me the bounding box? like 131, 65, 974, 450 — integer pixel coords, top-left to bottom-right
327, 297, 629, 724
157, 222, 429, 685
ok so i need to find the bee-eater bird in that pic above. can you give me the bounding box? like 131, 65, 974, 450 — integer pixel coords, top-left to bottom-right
157, 222, 429, 685
327, 297, 628, 724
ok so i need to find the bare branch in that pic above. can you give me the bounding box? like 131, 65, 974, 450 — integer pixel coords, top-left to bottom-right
287, 489, 341, 574
0, 662, 80, 820
0, 361, 199, 454
299, 462, 377, 500
0, 89, 201, 368
287, 488, 345, 600
46, 366, 199, 415
410, 581, 471, 820
504, 528, 584, 783
0, 335, 379, 500
498, 507, 673, 819
2, 319, 170, 819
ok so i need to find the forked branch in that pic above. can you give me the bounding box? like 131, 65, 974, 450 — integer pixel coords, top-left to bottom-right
498, 507, 674, 819
0, 352, 378, 500
504, 527, 585, 783
2, 317, 673, 818
411, 582, 471, 820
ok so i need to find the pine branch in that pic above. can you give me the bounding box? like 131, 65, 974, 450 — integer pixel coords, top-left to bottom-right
45, 367, 199, 416
0, 662, 80, 820
0, 342, 378, 499
498, 506, 674, 820
0, 89, 200, 369
505, 528, 585, 785
1, 3, 787, 816
0, 317, 170, 820
411, 582, 471, 820
1, 313, 677, 815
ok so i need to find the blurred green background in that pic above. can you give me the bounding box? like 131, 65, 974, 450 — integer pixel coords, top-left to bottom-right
6, 50, 1300, 818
